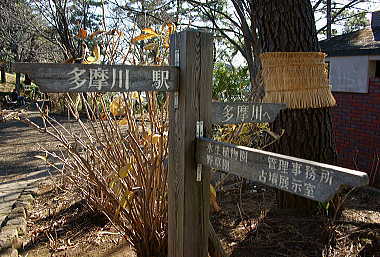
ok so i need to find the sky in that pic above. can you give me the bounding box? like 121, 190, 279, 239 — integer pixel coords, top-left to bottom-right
230, 1, 380, 66
357, 1, 380, 21
366, 3, 380, 19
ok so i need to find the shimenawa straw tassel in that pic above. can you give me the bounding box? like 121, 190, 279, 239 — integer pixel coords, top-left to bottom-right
260, 52, 336, 109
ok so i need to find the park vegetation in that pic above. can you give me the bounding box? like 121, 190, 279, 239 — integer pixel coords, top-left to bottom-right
1, 1, 379, 257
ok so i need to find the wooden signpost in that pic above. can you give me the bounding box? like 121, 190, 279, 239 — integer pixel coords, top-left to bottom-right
196, 137, 368, 202
13, 63, 179, 92
212, 102, 286, 124
13, 30, 369, 257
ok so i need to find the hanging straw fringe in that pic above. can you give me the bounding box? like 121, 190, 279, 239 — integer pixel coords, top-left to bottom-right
260, 52, 336, 109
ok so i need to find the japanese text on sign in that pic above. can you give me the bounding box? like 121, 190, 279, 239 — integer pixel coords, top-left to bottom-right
206, 143, 247, 172
67, 67, 170, 91
259, 157, 334, 199
152, 70, 170, 90
222, 104, 271, 123
203, 141, 336, 200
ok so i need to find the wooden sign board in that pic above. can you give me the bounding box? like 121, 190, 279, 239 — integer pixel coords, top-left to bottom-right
196, 137, 368, 203
212, 102, 286, 124
13, 63, 179, 93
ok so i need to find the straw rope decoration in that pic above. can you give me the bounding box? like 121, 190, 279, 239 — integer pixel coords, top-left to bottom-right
260, 52, 336, 109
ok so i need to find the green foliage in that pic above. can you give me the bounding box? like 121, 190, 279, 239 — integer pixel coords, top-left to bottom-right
69, 0, 102, 35
213, 63, 250, 102
26, 84, 41, 100
318, 201, 331, 216
342, 11, 369, 33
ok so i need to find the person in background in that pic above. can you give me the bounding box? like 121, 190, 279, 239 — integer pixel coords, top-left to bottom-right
10, 89, 25, 106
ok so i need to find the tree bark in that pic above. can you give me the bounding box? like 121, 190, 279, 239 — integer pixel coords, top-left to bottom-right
253, 0, 337, 210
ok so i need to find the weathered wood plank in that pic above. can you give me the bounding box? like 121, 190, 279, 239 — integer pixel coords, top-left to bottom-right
196, 137, 368, 203
13, 63, 179, 92
212, 102, 286, 124
199, 31, 213, 257
168, 31, 212, 257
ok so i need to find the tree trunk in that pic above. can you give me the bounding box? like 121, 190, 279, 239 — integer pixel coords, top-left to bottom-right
0, 65, 5, 83
273, 108, 337, 210
327, 0, 332, 39
15, 72, 21, 93
24, 74, 32, 85
253, 0, 337, 210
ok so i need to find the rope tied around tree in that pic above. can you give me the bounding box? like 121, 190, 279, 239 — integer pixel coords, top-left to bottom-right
260, 52, 336, 109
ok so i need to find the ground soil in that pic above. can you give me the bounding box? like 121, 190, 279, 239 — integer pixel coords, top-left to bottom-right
18, 177, 380, 257
0, 111, 78, 179
19, 179, 135, 257
212, 182, 380, 257
1, 111, 380, 257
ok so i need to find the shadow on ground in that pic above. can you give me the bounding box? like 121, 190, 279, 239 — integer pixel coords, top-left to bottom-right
20, 198, 108, 253
0, 113, 75, 177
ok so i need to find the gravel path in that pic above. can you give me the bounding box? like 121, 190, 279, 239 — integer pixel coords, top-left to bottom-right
0, 111, 77, 254
0, 111, 75, 180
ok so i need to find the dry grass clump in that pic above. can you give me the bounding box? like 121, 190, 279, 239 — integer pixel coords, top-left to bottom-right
22, 92, 169, 257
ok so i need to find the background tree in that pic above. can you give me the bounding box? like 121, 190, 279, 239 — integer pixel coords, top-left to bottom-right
0, 0, 60, 67
185, 0, 376, 82
213, 63, 250, 102
341, 10, 370, 33
107, 0, 186, 65
183, 0, 341, 211
185, 0, 261, 99
252, 0, 337, 210
313, 0, 374, 37
0, 0, 62, 87
31, 0, 102, 61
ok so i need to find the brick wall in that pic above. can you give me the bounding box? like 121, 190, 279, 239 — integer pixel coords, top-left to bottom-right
331, 79, 380, 186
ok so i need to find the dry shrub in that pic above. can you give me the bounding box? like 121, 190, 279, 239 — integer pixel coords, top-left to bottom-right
46, 93, 68, 114
47, 93, 86, 115
24, 91, 169, 257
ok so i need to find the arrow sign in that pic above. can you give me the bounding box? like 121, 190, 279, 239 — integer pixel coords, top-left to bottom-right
212, 102, 286, 124
13, 63, 179, 93
196, 137, 368, 203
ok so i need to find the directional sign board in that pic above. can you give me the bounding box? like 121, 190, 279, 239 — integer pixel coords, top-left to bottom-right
212, 102, 286, 124
13, 63, 179, 93
196, 137, 368, 202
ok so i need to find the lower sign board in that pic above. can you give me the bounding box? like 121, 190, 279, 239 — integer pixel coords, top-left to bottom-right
13, 63, 179, 93
212, 102, 286, 124
196, 137, 368, 202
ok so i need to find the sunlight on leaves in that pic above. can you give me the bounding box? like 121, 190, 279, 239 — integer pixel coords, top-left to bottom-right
144, 42, 158, 51
142, 28, 159, 37
152, 134, 161, 145
77, 28, 88, 39
118, 119, 129, 126
131, 34, 158, 44
118, 163, 133, 178
110, 96, 127, 116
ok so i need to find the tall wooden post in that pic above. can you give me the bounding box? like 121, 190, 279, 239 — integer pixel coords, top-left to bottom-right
15, 72, 21, 93
0, 63, 6, 83
327, 0, 332, 39
168, 30, 213, 257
